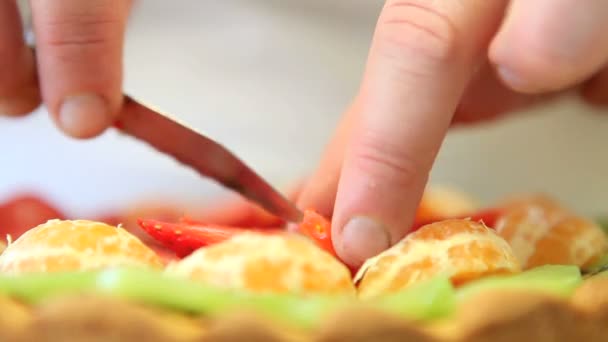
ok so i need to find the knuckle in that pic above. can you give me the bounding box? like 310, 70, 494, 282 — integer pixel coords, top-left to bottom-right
39, 10, 123, 50
43, 22, 119, 50
351, 131, 424, 190
375, 0, 460, 69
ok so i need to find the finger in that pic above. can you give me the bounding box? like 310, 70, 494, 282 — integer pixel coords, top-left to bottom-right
30, 0, 130, 138
295, 101, 359, 218
0, 0, 40, 115
490, 0, 608, 93
284, 179, 306, 202
453, 63, 557, 125
582, 66, 608, 106
333, 0, 508, 267
297, 64, 535, 220
454, 63, 537, 124
196, 182, 304, 229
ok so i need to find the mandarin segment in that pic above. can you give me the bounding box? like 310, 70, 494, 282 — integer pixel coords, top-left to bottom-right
415, 186, 479, 223
165, 232, 355, 295
0, 220, 163, 274
356, 219, 520, 299
495, 195, 608, 269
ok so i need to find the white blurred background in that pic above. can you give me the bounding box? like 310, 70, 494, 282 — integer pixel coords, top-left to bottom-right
1, 1, 607, 217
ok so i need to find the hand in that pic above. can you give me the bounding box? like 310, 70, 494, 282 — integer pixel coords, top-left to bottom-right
0, 0, 131, 138
296, 0, 608, 268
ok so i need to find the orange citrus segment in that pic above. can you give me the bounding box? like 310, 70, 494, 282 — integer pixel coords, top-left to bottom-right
415, 186, 479, 223
356, 219, 520, 299
0, 220, 163, 274
495, 195, 608, 269
165, 232, 355, 295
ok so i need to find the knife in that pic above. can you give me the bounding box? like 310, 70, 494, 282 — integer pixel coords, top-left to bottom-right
17, 6, 302, 224
114, 96, 304, 224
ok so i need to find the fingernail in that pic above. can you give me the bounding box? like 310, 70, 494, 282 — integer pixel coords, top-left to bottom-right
59, 94, 111, 139
496, 65, 528, 91
339, 216, 390, 267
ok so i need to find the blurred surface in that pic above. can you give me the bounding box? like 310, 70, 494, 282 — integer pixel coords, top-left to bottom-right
0, 1, 607, 218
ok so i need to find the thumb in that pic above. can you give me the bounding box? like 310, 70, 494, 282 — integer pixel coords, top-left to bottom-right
31, 0, 130, 139
332, 0, 507, 267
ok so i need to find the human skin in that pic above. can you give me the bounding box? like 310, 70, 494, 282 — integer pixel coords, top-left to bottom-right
1, 0, 607, 268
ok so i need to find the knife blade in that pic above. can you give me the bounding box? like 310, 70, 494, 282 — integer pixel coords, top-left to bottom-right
114, 96, 304, 223
15, 5, 304, 223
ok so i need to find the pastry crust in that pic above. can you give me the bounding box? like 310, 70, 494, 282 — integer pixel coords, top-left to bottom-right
450, 291, 586, 342
0, 274, 607, 342
24, 295, 204, 342
0, 191, 606, 341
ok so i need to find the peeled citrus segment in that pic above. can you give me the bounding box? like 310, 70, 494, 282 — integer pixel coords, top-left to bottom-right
456, 265, 582, 301
0, 220, 163, 274
414, 185, 479, 224
356, 219, 520, 299
165, 232, 355, 295
583, 253, 608, 277
0, 194, 67, 240
495, 195, 608, 269
371, 276, 455, 321
597, 271, 608, 278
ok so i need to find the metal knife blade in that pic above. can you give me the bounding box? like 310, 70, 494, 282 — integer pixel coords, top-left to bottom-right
114, 96, 304, 223
16, 4, 303, 223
